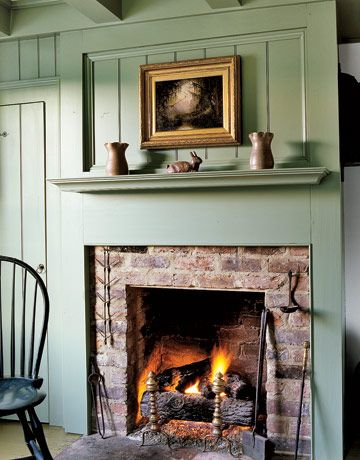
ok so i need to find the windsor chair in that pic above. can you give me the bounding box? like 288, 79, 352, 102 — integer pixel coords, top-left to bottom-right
0, 255, 52, 460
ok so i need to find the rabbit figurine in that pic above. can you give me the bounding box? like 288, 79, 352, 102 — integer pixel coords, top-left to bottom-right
167, 151, 203, 173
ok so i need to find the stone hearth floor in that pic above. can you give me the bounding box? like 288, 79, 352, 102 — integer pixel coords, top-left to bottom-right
54, 434, 308, 459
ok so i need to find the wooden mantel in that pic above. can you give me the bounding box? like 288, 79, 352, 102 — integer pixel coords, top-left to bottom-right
48, 167, 330, 193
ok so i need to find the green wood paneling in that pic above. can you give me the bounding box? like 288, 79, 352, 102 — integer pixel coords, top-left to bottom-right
39, 36, 56, 77
87, 33, 305, 171
0, 35, 58, 83
94, 59, 119, 167
269, 38, 305, 166
0, 42, 19, 81
120, 55, 147, 169
20, 39, 38, 80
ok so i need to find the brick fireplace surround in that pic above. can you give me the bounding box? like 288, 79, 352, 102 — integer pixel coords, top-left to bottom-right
90, 245, 311, 455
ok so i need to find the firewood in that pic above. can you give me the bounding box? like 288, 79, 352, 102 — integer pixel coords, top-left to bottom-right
157, 359, 210, 392
141, 391, 254, 426
225, 373, 255, 400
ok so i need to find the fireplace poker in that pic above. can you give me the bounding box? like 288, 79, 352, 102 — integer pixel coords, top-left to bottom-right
294, 341, 310, 460
140, 371, 171, 449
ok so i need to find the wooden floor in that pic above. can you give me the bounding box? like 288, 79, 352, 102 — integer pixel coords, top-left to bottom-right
0, 420, 80, 459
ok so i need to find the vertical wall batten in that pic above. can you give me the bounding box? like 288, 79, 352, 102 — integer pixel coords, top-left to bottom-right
20, 269, 27, 376
265, 41, 270, 133
0, 262, 3, 378
10, 264, 15, 377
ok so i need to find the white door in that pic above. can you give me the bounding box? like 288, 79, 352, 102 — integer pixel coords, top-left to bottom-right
0, 102, 48, 422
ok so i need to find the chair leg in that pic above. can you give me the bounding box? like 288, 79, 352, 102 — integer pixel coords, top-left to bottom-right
17, 410, 36, 457
27, 407, 53, 460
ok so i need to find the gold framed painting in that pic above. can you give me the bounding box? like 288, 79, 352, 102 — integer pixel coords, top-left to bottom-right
139, 55, 241, 149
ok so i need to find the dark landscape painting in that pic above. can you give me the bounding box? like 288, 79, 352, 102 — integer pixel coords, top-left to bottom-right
155, 76, 223, 132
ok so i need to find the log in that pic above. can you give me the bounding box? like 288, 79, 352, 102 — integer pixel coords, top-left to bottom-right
225, 373, 254, 400
141, 391, 254, 426
157, 358, 210, 392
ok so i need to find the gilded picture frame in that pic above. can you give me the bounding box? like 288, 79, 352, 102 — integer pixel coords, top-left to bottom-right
139, 56, 241, 149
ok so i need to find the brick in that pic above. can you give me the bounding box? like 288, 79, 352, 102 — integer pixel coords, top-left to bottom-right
131, 254, 170, 269
120, 271, 147, 285
274, 329, 310, 345
196, 273, 236, 289
196, 246, 237, 254
239, 257, 262, 272
145, 270, 173, 286
269, 436, 311, 455
268, 258, 309, 273
266, 416, 289, 435
104, 386, 127, 401
267, 399, 310, 417
288, 311, 310, 328
241, 274, 281, 290
275, 365, 303, 379
116, 246, 148, 254
151, 246, 193, 255
172, 273, 195, 287
242, 316, 261, 328
110, 402, 127, 416
221, 256, 239, 271
295, 275, 309, 292
241, 343, 259, 357
244, 247, 287, 255
289, 247, 309, 257
267, 347, 290, 361
174, 255, 216, 271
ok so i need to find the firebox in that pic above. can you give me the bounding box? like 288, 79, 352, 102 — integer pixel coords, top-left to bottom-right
90, 245, 311, 455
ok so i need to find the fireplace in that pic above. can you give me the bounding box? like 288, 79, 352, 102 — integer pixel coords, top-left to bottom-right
89, 245, 310, 455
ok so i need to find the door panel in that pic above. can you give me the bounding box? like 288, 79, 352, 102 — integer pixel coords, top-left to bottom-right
0, 102, 48, 422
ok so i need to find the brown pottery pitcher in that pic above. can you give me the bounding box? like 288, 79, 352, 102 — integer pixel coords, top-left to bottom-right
249, 132, 274, 170
104, 142, 129, 176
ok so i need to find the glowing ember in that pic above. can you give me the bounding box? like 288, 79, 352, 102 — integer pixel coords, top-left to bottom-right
185, 379, 201, 394
210, 345, 232, 382
163, 373, 181, 392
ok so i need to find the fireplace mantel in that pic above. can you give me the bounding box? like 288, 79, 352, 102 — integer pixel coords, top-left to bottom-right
49, 167, 330, 193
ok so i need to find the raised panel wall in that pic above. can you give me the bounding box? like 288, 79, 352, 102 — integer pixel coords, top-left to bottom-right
87, 32, 306, 172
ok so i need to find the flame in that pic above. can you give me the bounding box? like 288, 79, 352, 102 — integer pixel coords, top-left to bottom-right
185, 379, 201, 394
210, 345, 232, 382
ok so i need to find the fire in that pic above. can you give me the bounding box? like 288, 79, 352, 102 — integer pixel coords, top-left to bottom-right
210, 345, 232, 382
185, 379, 201, 394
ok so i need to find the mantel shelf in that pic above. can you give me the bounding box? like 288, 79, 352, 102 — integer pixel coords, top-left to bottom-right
48, 167, 330, 193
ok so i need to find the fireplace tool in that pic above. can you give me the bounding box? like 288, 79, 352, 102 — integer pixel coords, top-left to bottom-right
279, 270, 300, 313
88, 360, 107, 439
242, 308, 274, 460
203, 371, 236, 456
140, 371, 171, 449
294, 341, 310, 460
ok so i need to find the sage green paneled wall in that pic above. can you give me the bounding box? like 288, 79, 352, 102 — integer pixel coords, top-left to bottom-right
0, 35, 59, 82
89, 34, 305, 172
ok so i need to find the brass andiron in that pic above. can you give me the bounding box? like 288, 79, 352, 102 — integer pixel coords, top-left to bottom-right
140, 371, 171, 449
204, 371, 235, 456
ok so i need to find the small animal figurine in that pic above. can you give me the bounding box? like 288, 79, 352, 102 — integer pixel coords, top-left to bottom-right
167, 151, 203, 174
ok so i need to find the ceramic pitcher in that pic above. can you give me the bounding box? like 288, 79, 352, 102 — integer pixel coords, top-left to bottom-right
104, 142, 129, 176
249, 132, 274, 170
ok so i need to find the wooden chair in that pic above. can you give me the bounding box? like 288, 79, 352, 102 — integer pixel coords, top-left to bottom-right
0, 255, 53, 460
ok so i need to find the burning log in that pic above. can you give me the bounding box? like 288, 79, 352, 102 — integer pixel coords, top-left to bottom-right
157, 358, 210, 392
140, 391, 254, 426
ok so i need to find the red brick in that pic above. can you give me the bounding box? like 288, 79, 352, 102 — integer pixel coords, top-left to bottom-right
295, 275, 309, 292
174, 255, 216, 271
244, 247, 287, 255
110, 402, 127, 416
289, 418, 311, 437
130, 254, 170, 269
151, 246, 193, 254
265, 292, 289, 309
288, 311, 310, 328
268, 258, 309, 273
120, 271, 147, 285
241, 274, 281, 290
267, 399, 310, 417
172, 273, 195, 287
196, 246, 237, 254
274, 329, 310, 345
266, 416, 289, 435
239, 258, 262, 272
196, 273, 236, 289
221, 256, 239, 271
145, 270, 173, 286
289, 247, 309, 257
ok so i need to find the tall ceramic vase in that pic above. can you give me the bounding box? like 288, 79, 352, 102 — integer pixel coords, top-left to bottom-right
104, 142, 129, 176
249, 132, 274, 170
